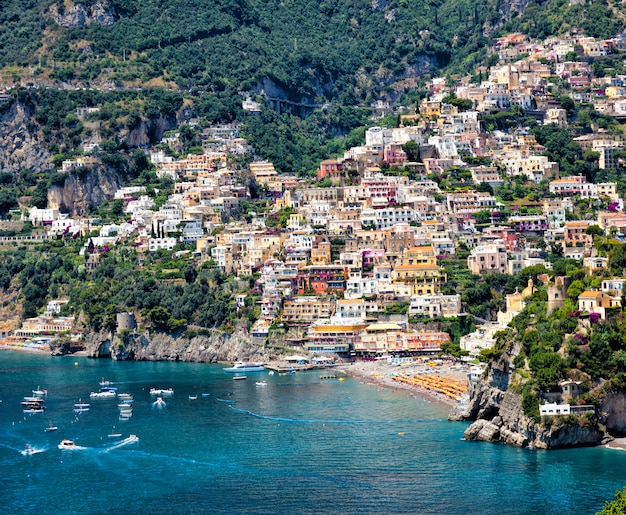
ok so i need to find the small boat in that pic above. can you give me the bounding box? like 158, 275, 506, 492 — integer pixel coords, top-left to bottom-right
99, 378, 112, 387
45, 422, 58, 432
233, 375, 247, 381
118, 393, 133, 401
223, 362, 265, 373
58, 439, 77, 450
149, 388, 174, 396
22, 396, 44, 403
21, 399, 44, 406
128, 434, 139, 443
90, 390, 117, 399
255, 381, 268, 387
23, 406, 46, 414
73, 400, 90, 412
189, 395, 198, 400
108, 427, 122, 438
21, 444, 38, 456
201, 393, 211, 398
32, 386, 47, 396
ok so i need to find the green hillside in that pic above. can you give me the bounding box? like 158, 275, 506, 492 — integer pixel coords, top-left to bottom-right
0, 0, 506, 100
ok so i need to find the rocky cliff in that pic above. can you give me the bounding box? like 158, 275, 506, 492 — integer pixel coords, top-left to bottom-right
51, 328, 276, 364
49, 1, 119, 28
0, 101, 53, 174
121, 116, 175, 148
47, 164, 125, 216
451, 340, 610, 449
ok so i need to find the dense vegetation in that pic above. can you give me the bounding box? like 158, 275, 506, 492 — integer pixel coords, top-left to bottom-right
0, 242, 259, 334
6, 0, 612, 105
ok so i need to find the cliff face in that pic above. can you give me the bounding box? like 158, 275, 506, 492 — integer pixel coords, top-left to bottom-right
49, 1, 119, 28
600, 391, 626, 435
80, 329, 274, 364
452, 340, 609, 449
121, 117, 175, 148
0, 101, 53, 174
47, 164, 124, 216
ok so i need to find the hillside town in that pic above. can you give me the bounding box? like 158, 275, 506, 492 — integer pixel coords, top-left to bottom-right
6, 30, 626, 366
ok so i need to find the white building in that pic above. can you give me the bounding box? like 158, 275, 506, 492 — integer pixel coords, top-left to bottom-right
149, 238, 177, 252
361, 207, 416, 230
29, 207, 59, 225
539, 402, 570, 416
408, 294, 461, 317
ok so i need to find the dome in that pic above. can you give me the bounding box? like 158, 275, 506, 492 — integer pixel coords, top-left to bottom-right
521, 279, 536, 300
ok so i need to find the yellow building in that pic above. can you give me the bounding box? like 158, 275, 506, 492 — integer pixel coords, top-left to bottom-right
311, 241, 332, 266
283, 297, 334, 323
392, 246, 445, 295
355, 323, 450, 355
305, 323, 367, 353
250, 161, 278, 186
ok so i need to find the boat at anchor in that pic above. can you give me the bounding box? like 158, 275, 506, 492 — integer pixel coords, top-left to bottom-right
223, 362, 265, 373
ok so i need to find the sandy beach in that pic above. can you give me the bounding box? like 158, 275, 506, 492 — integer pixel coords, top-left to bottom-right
340, 359, 470, 410
606, 438, 626, 451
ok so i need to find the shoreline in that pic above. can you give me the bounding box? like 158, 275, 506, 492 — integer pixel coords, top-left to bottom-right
0, 342, 51, 354
340, 360, 469, 411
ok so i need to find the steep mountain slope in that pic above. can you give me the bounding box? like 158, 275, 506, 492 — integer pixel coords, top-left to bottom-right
0, 0, 516, 101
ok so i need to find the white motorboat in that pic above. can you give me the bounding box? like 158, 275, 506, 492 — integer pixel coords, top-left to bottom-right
90, 390, 117, 399
255, 381, 268, 387
23, 406, 46, 414
21, 444, 38, 456
58, 439, 77, 450
233, 375, 247, 381
223, 362, 265, 373
73, 400, 90, 412
149, 388, 174, 396
32, 386, 47, 396
22, 396, 43, 406
189, 395, 198, 400
45, 422, 58, 432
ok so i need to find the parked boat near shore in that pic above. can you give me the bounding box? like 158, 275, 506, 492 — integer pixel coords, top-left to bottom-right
223, 362, 265, 373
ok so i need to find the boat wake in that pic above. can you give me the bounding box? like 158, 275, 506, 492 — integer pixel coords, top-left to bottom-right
152, 399, 166, 409
102, 435, 139, 452
216, 398, 236, 403
58, 444, 88, 451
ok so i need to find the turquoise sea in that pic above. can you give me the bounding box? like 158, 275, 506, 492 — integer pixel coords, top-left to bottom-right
1, 351, 625, 515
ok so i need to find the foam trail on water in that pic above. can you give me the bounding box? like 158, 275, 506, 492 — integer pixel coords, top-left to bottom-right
102, 435, 139, 453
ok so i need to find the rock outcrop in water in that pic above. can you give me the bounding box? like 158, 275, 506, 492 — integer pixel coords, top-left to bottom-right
450, 339, 611, 449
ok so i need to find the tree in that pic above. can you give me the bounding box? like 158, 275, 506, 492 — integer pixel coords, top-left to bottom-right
567, 280, 586, 300
597, 486, 626, 515
402, 141, 420, 162
147, 306, 171, 330
585, 225, 604, 237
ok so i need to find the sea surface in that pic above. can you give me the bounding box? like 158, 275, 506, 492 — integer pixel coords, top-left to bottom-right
1, 351, 625, 515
